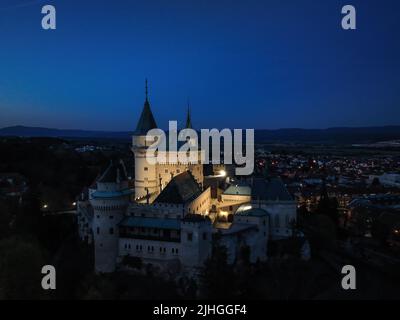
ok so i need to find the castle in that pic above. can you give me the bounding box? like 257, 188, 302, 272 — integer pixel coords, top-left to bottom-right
76, 82, 297, 274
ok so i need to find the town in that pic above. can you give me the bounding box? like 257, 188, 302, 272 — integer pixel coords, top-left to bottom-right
1, 120, 400, 299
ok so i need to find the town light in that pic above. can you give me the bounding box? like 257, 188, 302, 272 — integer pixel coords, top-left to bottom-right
43, 204, 48, 209
220, 170, 226, 177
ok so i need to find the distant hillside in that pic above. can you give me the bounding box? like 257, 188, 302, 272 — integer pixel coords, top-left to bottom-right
0, 126, 132, 140
1, 125, 400, 144
255, 126, 400, 144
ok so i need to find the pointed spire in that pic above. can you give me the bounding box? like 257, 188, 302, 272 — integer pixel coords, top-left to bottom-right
185, 99, 192, 129
145, 78, 149, 103
134, 79, 158, 135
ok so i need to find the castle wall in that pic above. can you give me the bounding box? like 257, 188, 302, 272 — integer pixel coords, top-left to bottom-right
180, 220, 212, 268
187, 187, 211, 215
119, 238, 181, 262
233, 215, 269, 262
256, 201, 297, 239
128, 202, 185, 219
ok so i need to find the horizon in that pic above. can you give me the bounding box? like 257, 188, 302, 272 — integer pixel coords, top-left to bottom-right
0, 0, 399, 130
3, 123, 400, 133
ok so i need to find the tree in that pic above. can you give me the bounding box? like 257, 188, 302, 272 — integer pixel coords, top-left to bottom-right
122, 255, 143, 270
316, 183, 339, 227
200, 233, 236, 299
0, 237, 48, 299
0, 201, 12, 240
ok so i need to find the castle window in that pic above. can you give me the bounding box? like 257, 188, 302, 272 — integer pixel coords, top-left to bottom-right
229, 206, 233, 211
109, 228, 114, 235
172, 248, 175, 254
96, 227, 100, 234
187, 233, 193, 241
175, 248, 179, 254
110, 216, 114, 219
202, 233, 207, 241
165, 169, 168, 173
144, 167, 148, 171
177, 169, 180, 173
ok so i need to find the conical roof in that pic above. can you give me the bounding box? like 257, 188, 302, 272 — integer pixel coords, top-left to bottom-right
134, 79, 158, 135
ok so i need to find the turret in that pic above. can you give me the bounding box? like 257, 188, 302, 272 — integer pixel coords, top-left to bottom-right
132, 79, 159, 201
90, 160, 132, 273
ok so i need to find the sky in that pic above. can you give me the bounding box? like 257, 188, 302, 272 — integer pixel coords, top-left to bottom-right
0, 0, 399, 131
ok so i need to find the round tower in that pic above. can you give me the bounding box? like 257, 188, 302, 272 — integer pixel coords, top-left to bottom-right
90, 160, 132, 273
132, 79, 159, 201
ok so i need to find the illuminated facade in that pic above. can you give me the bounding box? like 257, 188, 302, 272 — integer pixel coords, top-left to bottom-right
76, 81, 297, 274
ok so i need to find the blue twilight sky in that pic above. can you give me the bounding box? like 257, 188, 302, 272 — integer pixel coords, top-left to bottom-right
0, 0, 399, 131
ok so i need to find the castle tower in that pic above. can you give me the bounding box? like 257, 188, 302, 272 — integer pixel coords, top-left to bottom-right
90, 160, 132, 273
180, 214, 212, 268
132, 80, 159, 201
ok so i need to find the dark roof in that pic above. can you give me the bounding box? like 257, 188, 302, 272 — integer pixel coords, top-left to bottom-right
182, 214, 210, 223
119, 216, 180, 230
235, 204, 269, 217
251, 177, 293, 201
185, 106, 192, 129
134, 99, 157, 135
223, 183, 251, 196
98, 160, 128, 183
155, 171, 202, 204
